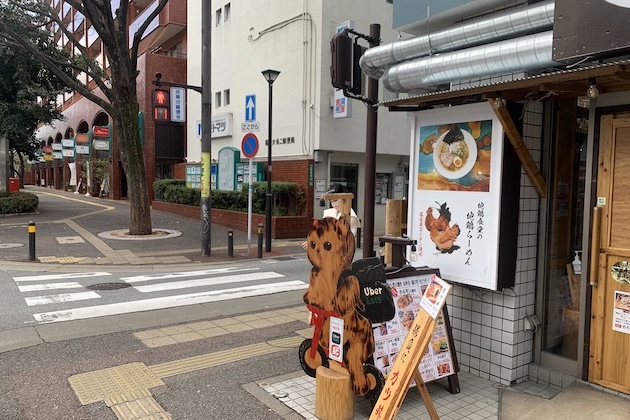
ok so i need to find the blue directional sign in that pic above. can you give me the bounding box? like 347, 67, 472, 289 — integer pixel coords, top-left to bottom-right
245, 94, 256, 122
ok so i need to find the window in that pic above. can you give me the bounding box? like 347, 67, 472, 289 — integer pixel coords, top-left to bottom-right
215, 91, 221, 107
375, 173, 390, 204
224, 3, 231, 21
223, 89, 230, 106
215, 8, 222, 26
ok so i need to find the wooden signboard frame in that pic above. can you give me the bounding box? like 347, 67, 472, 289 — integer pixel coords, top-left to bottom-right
370, 269, 459, 420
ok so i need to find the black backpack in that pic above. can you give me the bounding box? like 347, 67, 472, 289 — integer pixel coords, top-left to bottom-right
338, 257, 396, 323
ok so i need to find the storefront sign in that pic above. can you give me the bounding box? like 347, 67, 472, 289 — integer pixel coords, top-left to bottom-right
409, 102, 505, 290
93, 139, 110, 151
62, 139, 75, 148
373, 273, 455, 383
51, 143, 63, 151
62, 149, 75, 157
75, 145, 90, 155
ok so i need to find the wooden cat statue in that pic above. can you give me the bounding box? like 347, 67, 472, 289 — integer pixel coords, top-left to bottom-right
302, 217, 377, 396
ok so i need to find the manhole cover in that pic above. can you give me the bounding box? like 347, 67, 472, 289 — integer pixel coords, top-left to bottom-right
86, 282, 131, 290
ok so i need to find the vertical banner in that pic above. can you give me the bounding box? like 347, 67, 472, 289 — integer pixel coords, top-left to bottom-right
68, 162, 77, 186
409, 103, 504, 290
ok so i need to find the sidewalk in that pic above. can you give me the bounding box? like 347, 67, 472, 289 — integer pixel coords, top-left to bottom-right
3, 186, 630, 419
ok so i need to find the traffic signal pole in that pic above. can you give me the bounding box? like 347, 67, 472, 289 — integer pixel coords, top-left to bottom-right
362, 23, 380, 259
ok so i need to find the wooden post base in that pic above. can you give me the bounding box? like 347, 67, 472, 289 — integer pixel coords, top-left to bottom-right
314, 365, 354, 420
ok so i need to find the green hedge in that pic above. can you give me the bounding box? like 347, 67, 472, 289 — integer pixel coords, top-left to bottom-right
0, 191, 39, 214
153, 180, 306, 216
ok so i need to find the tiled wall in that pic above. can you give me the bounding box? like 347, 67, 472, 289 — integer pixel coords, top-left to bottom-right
448, 100, 543, 386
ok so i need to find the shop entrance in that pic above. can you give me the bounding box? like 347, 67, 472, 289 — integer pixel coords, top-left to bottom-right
589, 112, 630, 394
540, 100, 587, 370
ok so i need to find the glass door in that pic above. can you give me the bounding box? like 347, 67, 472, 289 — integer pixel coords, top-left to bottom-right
539, 99, 588, 369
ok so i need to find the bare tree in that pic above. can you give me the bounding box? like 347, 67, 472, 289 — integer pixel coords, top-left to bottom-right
0, 0, 169, 234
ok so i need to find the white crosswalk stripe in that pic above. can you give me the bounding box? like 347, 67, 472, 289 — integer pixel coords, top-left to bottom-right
11, 267, 307, 324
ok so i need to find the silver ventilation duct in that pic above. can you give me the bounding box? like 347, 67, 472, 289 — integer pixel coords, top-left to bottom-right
382, 31, 555, 93
360, 1, 554, 78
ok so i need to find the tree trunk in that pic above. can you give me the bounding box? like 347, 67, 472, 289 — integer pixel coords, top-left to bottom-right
114, 96, 152, 235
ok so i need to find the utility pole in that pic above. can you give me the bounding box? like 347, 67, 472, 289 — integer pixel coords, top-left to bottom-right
200, 0, 212, 255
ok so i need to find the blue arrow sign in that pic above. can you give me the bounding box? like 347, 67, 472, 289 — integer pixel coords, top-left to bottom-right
245, 94, 256, 121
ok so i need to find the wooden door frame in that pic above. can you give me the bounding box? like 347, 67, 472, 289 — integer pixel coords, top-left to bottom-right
585, 104, 630, 384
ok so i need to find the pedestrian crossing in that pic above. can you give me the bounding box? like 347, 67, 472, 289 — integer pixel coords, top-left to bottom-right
11, 268, 308, 324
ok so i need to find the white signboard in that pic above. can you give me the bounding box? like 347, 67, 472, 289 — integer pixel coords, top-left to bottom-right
409, 102, 504, 290
62, 149, 75, 157
62, 139, 75, 147
51, 143, 63, 151
93, 139, 110, 151
241, 121, 260, 132
170, 87, 186, 122
52, 151, 63, 160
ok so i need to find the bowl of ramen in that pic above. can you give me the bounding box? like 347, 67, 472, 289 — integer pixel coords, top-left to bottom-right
432, 125, 478, 180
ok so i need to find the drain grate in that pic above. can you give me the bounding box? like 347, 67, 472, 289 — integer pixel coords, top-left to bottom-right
86, 282, 131, 291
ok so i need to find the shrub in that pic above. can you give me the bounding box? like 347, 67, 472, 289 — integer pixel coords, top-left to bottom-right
154, 179, 306, 216
0, 191, 38, 214
154, 179, 186, 200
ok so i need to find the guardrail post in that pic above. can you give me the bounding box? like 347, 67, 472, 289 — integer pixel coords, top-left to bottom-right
227, 229, 234, 257
257, 223, 264, 258
28, 221, 36, 262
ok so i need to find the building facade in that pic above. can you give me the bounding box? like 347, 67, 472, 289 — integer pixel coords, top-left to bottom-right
370, 0, 630, 395
186, 0, 412, 236
34, 0, 188, 201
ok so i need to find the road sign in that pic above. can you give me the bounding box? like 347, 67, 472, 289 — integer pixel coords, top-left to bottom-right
241, 133, 259, 158
245, 95, 256, 121
170, 87, 186, 122
241, 121, 260, 132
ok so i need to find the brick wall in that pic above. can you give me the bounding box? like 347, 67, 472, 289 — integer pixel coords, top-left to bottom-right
152, 200, 311, 239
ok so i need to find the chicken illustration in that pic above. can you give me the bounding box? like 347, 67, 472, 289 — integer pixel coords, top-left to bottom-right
425, 202, 460, 253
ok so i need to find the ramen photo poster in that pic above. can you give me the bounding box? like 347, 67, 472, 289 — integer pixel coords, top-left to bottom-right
408, 102, 506, 290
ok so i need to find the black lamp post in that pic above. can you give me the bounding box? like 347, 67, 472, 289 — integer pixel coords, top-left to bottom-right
261, 69, 280, 252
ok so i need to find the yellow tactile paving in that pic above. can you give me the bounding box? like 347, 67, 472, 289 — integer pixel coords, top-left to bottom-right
105, 390, 152, 407
133, 306, 309, 348
69, 308, 309, 419
38, 256, 87, 263
148, 336, 304, 379
68, 362, 164, 405
110, 396, 169, 420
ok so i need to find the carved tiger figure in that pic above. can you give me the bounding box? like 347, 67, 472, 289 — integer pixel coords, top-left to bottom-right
302, 217, 376, 396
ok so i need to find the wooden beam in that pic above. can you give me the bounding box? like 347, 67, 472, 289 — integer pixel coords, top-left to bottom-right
488, 98, 547, 198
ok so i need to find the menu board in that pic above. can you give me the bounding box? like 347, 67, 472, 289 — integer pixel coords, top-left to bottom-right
372, 271, 456, 384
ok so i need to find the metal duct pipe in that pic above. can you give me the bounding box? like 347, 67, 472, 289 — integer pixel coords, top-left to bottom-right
382, 31, 555, 93
360, 1, 554, 78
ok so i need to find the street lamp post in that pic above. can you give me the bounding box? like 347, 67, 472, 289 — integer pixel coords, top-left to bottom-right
261, 69, 280, 252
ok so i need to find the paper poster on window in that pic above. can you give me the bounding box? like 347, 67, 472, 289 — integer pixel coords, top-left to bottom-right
372, 273, 455, 383
409, 102, 505, 290
613, 290, 630, 334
